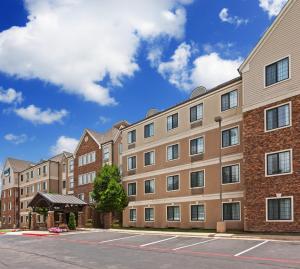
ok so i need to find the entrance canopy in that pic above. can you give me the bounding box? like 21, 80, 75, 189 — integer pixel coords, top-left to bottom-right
28, 192, 87, 212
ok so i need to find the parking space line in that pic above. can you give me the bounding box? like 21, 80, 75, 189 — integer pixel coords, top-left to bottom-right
234, 240, 269, 257
140, 236, 177, 247
98, 234, 143, 244
173, 238, 217, 251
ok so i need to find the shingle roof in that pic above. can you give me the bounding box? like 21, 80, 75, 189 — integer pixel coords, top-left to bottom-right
28, 192, 87, 207
7, 158, 34, 172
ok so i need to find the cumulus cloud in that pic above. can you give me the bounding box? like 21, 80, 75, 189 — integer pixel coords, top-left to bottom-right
50, 136, 78, 155
259, 0, 288, 18
4, 133, 28, 145
219, 8, 249, 26
14, 105, 68, 124
98, 116, 111, 125
0, 87, 23, 104
0, 0, 191, 106
154, 42, 242, 91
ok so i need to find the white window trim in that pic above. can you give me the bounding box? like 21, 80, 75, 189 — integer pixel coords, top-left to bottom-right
144, 206, 155, 222
144, 178, 155, 195
144, 150, 156, 167
221, 125, 240, 149
189, 203, 206, 222
221, 163, 241, 185
190, 103, 204, 123
127, 155, 137, 171
166, 113, 179, 132
166, 143, 180, 162
264, 101, 292, 133
189, 136, 205, 156
189, 169, 205, 189
264, 55, 291, 89
144, 122, 155, 139
265, 149, 293, 177
222, 201, 241, 222
166, 174, 180, 192
166, 205, 181, 222
266, 196, 294, 222
127, 130, 136, 145
129, 207, 137, 222
127, 182, 137, 197
220, 89, 239, 113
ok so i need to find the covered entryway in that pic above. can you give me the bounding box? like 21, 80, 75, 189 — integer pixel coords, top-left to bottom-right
28, 192, 87, 230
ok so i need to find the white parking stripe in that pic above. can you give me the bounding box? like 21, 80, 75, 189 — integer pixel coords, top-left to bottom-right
173, 238, 217, 251
140, 236, 177, 247
234, 240, 269, 257
98, 234, 143, 244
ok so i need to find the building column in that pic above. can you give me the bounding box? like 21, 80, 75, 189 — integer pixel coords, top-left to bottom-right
47, 211, 55, 228
31, 212, 38, 230
77, 212, 84, 228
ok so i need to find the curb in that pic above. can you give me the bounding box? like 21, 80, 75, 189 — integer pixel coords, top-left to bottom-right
21, 233, 59, 237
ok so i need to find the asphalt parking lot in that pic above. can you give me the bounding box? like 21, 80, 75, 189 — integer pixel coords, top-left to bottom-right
0, 230, 299, 269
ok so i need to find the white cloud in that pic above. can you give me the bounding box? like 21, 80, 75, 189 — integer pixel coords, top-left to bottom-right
50, 136, 78, 155
4, 133, 28, 145
98, 116, 110, 125
14, 105, 68, 124
259, 0, 288, 18
219, 8, 249, 26
0, 0, 191, 106
0, 87, 23, 104
154, 43, 242, 91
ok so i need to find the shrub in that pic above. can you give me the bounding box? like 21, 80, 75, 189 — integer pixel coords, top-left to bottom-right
68, 212, 76, 230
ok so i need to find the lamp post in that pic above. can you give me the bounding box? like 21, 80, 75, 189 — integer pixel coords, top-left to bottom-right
214, 116, 226, 233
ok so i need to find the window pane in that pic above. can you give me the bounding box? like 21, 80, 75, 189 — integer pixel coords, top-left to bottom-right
223, 203, 240, 220
266, 63, 277, 86
279, 151, 291, 173
277, 58, 289, 82
221, 94, 229, 111
230, 90, 238, 108
191, 171, 204, 188
222, 130, 230, 147
280, 198, 291, 220
230, 128, 238, 145
277, 104, 290, 128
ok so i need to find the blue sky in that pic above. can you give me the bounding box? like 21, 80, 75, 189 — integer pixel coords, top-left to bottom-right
0, 0, 287, 168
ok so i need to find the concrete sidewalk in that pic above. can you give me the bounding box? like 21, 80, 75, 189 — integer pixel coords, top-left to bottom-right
109, 228, 300, 242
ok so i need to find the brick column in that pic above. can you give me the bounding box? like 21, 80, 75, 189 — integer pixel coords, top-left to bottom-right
77, 212, 84, 228
103, 212, 112, 229
31, 212, 37, 230
47, 211, 55, 228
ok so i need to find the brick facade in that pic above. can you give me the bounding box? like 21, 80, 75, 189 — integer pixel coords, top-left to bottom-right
243, 96, 300, 232
1, 187, 19, 229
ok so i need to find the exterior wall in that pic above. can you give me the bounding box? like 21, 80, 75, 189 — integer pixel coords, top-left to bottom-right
243, 96, 300, 232
242, 0, 300, 112
1, 187, 18, 229
122, 81, 245, 229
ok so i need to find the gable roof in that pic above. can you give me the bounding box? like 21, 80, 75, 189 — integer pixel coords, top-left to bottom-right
6, 158, 34, 173
239, 0, 294, 72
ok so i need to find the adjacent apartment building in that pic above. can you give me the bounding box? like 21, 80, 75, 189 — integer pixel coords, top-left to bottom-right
121, 78, 244, 230
73, 121, 128, 226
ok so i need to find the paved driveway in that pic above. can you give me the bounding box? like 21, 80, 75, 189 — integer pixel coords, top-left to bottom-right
0, 230, 299, 269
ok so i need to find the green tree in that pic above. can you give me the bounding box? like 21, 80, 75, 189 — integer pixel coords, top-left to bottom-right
68, 212, 76, 230
92, 164, 128, 213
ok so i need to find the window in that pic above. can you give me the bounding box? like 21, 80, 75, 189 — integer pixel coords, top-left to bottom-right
190, 171, 204, 188
221, 90, 238, 111
103, 147, 110, 162
78, 172, 96, 185
144, 179, 155, 194
128, 156, 136, 170
31, 170, 34, 178
222, 165, 240, 184
43, 165, 47, 175
38, 168, 41, 176
144, 123, 154, 138
191, 205, 205, 221
128, 182, 137, 196
128, 130, 136, 144
267, 150, 291, 176
78, 193, 84, 201
267, 197, 292, 221
222, 127, 239, 148
190, 137, 204, 155
167, 175, 179, 191
42, 181, 47, 190
79, 152, 96, 166
167, 206, 180, 221
167, 144, 179, 161
20, 202, 24, 210
167, 113, 178, 130
69, 160, 74, 172
266, 103, 290, 131
223, 202, 240, 221
144, 151, 155, 166
37, 183, 41, 192
21, 175, 23, 182
69, 177, 74, 189
145, 208, 154, 221
190, 104, 203, 122
26, 172, 29, 180
62, 180, 66, 189
118, 143, 123, 155
266, 57, 289, 86
89, 192, 94, 204
129, 209, 136, 222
